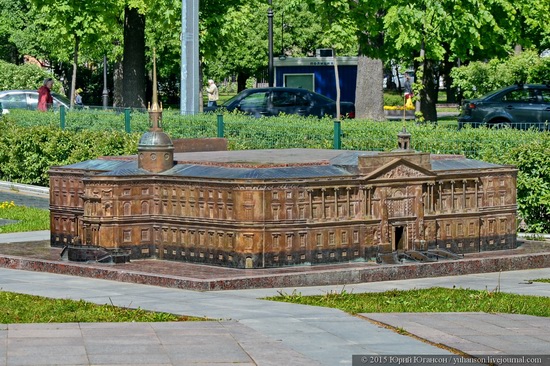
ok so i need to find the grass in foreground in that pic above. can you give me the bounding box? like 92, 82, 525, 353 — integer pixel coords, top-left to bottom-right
0, 291, 206, 323
0, 201, 50, 233
266, 287, 550, 317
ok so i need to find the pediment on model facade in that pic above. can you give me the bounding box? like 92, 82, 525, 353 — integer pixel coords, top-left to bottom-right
365, 159, 436, 181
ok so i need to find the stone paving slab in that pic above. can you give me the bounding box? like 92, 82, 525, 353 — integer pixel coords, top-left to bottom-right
0, 268, 549, 366
0, 322, 318, 366
361, 312, 550, 359
0, 189, 49, 210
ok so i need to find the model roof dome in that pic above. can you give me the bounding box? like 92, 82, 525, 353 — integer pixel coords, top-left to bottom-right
138, 130, 173, 148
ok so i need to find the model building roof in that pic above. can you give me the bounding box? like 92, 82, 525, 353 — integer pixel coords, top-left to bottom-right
56, 148, 506, 180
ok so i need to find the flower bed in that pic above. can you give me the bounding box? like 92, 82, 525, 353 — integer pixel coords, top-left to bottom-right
383, 106, 415, 111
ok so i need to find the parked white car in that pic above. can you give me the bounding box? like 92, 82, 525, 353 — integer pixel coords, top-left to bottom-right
0, 90, 70, 111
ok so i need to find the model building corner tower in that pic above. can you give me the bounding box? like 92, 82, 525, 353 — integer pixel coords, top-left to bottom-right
138, 49, 174, 173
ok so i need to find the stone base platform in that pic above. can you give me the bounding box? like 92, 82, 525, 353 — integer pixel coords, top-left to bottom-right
0, 240, 549, 291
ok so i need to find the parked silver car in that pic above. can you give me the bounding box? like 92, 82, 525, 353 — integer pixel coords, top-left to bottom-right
0, 89, 70, 111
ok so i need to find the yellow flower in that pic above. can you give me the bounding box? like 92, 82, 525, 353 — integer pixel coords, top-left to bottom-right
0, 201, 16, 209
384, 105, 415, 111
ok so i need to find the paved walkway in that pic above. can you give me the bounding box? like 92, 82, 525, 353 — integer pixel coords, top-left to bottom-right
2, 184, 550, 365
0, 267, 550, 365
0, 182, 49, 210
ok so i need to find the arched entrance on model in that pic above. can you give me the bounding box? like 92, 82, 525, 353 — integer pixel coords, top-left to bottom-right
392, 224, 406, 252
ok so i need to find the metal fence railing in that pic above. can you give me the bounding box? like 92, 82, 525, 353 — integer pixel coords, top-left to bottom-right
458, 120, 550, 132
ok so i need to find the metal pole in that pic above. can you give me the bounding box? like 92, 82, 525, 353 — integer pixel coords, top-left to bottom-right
124, 108, 131, 133
102, 55, 108, 109
180, 1, 191, 114
333, 120, 341, 149
60, 105, 66, 130
217, 114, 224, 138
267, 0, 274, 87
181, 0, 200, 115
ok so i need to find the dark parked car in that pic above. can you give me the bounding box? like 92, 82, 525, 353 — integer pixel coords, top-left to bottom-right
0, 89, 71, 112
458, 84, 550, 130
207, 87, 355, 119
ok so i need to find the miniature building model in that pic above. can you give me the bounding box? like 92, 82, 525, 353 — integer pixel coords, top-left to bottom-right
49, 132, 518, 268
48, 59, 518, 268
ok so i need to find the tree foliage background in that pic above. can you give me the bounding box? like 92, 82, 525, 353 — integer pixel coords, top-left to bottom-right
0, 0, 548, 111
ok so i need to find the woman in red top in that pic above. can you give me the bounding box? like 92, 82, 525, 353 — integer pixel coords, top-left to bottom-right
37, 78, 54, 111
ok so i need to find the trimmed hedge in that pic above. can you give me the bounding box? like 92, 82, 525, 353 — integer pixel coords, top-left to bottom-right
0, 119, 139, 185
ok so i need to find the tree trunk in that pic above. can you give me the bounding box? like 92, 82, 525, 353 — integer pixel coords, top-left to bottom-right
441, 47, 457, 104
355, 56, 384, 121
113, 61, 124, 107
442, 58, 456, 103
420, 59, 438, 122
122, 6, 146, 108
444, 73, 456, 103
237, 71, 248, 92
70, 35, 79, 108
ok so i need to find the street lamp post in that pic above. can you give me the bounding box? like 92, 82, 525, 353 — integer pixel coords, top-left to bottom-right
180, 0, 200, 115
102, 55, 108, 108
280, 12, 284, 56
267, 0, 274, 87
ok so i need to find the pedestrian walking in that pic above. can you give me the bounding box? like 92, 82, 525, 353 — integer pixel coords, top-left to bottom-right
206, 79, 219, 108
38, 78, 54, 111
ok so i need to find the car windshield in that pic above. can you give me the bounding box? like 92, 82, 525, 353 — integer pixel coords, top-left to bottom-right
479, 85, 538, 101
309, 92, 333, 103
223, 89, 335, 107
222, 93, 245, 107
52, 92, 71, 106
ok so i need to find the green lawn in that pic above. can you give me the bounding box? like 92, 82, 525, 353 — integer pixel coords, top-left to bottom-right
267, 287, 550, 317
0, 201, 49, 233
0, 291, 206, 323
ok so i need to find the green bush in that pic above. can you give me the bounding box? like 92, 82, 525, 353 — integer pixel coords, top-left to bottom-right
0, 118, 139, 185
451, 50, 550, 100
0, 60, 65, 94
501, 141, 550, 233
383, 93, 406, 107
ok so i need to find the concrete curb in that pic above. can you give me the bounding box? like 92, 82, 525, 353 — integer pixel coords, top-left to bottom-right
518, 232, 550, 240
0, 181, 49, 197
1, 251, 550, 291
